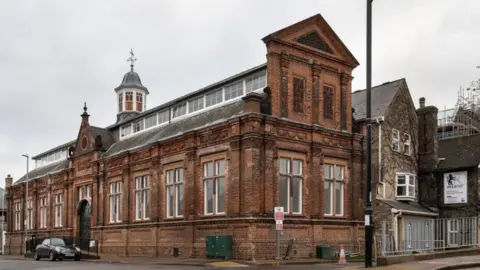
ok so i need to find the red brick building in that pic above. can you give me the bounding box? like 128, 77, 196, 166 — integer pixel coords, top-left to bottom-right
5, 14, 365, 260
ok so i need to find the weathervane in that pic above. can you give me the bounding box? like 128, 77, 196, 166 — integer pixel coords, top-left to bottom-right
127, 48, 137, 71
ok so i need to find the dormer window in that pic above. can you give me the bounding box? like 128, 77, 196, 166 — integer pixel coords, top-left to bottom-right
396, 173, 416, 200
172, 103, 187, 118
125, 92, 133, 111
133, 120, 144, 133
120, 124, 132, 137
136, 92, 143, 112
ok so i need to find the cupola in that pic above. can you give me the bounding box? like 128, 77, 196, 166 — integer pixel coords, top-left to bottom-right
115, 49, 149, 123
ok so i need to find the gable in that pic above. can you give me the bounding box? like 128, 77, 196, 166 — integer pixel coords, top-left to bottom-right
262, 14, 359, 67
352, 79, 405, 121
295, 31, 334, 54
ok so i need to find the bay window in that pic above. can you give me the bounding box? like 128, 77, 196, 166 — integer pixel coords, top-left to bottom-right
396, 173, 416, 199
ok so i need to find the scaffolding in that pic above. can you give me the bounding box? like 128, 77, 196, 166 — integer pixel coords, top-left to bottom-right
437, 78, 480, 140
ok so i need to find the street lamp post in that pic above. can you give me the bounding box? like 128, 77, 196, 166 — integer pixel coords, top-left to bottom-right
365, 0, 374, 268
21, 154, 29, 255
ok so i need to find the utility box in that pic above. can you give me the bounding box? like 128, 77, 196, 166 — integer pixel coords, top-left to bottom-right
316, 245, 335, 259
205, 235, 233, 259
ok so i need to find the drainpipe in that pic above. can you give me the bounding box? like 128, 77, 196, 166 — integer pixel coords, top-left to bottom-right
391, 209, 403, 252
375, 117, 385, 197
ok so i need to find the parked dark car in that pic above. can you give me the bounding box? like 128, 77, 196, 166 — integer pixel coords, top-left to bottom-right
33, 237, 81, 261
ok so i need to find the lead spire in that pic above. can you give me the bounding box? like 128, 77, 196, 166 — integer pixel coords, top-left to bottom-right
127, 48, 137, 72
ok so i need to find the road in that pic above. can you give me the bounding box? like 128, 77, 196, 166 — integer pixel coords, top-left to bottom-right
0, 259, 358, 270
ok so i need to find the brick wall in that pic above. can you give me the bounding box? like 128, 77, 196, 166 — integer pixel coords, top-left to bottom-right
5, 114, 365, 259
91, 220, 363, 260
5, 14, 366, 260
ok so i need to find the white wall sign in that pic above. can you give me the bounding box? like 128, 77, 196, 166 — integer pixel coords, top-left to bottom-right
444, 171, 468, 204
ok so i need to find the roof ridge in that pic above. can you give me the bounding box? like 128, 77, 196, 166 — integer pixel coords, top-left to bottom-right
106, 63, 267, 129
31, 139, 76, 160
353, 78, 405, 93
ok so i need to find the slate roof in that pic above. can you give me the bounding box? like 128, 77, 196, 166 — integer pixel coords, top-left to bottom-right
14, 159, 69, 185
352, 78, 405, 121
114, 70, 149, 93
31, 140, 76, 160
436, 134, 480, 171
90, 126, 115, 151
103, 99, 245, 158
107, 63, 266, 128
378, 198, 438, 215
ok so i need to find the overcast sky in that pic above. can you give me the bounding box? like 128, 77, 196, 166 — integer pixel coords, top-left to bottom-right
1, 0, 479, 187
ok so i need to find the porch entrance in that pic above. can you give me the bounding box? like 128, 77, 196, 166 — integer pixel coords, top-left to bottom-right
78, 200, 92, 251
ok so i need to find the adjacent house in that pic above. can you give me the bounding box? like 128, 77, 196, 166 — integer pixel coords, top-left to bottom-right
5, 14, 366, 260
352, 80, 438, 252
417, 92, 480, 249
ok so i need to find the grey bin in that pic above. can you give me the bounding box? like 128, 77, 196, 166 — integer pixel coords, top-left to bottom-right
316, 245, 335, 259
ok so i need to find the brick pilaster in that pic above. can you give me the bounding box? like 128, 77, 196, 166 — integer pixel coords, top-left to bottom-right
310, 145, 323, 217
263, 137, 276, 215
242, 136, 263, 214
149, 156, 161, 222
184, 151, 197, 219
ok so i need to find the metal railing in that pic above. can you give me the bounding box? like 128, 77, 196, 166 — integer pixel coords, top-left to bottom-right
376, 216, 478, 257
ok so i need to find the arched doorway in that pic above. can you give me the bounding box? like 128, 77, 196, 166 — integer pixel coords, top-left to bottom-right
78, 200, 91, 251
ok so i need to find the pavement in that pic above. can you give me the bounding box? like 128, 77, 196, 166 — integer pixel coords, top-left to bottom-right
2, 254, 480, 269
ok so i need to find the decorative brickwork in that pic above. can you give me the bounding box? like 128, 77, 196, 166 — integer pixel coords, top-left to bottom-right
6, 14, 365, 260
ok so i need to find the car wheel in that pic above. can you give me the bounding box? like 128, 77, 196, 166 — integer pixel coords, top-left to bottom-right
49, 251, 56, 261
33, 252, 40, 261
58, 258, 63, 261
74, 254, 80, 261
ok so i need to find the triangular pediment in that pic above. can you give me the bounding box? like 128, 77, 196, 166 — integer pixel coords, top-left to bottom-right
295, 31, 334, 54
262, 14, 359, 67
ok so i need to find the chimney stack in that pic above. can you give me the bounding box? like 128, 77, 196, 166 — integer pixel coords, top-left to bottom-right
419, 97, 425, 108
242, 92, 264, 113
5, 174, 13, 188
416, 99, 439, 208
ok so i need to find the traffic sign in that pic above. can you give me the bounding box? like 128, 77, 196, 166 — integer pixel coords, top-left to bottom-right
276, 220, 283, 225
274, 206, 284, 221
276, 223, 283, 231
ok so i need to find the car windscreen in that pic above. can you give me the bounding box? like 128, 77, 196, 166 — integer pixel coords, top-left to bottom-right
50, 238, 66, 246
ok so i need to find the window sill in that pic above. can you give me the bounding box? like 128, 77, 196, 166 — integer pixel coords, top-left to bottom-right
165, 216, 184, 221
133, 219, 151, 223
108, 221, 122, 224
200, 213, 227, 219
396, 196, 415, 202
324, 214, 345, 219
284, 213, 304, 217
